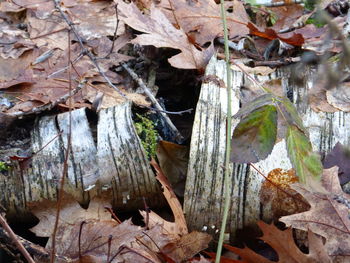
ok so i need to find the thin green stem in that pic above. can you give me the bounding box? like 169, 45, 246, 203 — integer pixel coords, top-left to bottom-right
215, 0, 232, 262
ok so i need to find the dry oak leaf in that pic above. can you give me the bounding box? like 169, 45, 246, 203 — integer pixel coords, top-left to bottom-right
117, 0, 214, 70
156, 0, 250, 46
29, 195, 111, 237
226, 221, 331, 263
150, 159, 188, 235
161, 231, 212, 262
280, 167, 350, 261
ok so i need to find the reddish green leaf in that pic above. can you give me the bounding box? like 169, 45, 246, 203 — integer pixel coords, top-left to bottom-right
286, 125, 323, 184
277, 97, 306, 133
234, 94, 275, 119
231, 105, 277, 163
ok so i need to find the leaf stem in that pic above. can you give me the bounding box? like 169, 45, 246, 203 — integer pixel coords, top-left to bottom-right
215, 0, 232, 262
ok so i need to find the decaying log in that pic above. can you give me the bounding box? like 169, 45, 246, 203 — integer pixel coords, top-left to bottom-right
184, 56, 350, 240
0, 101, 162, 216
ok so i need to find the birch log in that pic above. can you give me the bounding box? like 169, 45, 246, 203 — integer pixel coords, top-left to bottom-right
0, 101, 161, 217
184, 56, 350, 240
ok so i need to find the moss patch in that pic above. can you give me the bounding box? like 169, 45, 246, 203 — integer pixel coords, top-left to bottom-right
134, 113, 158, 159
0, 161, 9, 172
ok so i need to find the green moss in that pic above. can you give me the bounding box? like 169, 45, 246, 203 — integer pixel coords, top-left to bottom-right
0, 162, 9, 172
134, 113, 158, 159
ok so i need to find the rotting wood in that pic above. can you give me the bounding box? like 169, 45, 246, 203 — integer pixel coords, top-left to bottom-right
0, 101, 162, 216
184, 56, 350, 241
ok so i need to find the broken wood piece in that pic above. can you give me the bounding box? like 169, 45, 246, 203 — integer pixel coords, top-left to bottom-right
0, 102, 162, 215
184, 56, 350, 241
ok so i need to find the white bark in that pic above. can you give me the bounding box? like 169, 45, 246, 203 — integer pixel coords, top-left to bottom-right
0, 102, 161, 216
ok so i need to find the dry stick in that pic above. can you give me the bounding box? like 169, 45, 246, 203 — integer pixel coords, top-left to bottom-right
0, 215, 35, 263
256, 0, 303, 7
0, 227, 49, 260
105, 4, 119, 59
50, 30, 73, 263
121, 62, 184, 143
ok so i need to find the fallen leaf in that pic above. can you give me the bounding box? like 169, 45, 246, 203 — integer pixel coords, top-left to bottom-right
117, 1, 214, 70
157, 0, 250, 45
29, 195, 112, 237
156, 140, 188, 197
323, 142, 350, 186
150, 159, 188, 235
247, 23, 304, 46
326, 83, 350, 111
260, 168, 309, 219
280, 167, 350, 261
226, 221, 331, 263
161, 231, 212, 262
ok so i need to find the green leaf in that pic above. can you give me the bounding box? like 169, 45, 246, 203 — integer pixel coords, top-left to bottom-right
277, 97, 307, 133
231, 105, 277, 163
286, 125, 323, 184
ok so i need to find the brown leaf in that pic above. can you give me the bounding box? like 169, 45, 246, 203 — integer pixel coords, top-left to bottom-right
280, 167, 350, 261
161, 231, 212, 262
117, 1, 214, 70
247, 23, 304, 46
150, 159, 188, 235
156, 0, 249, 46
226, 221, 331, 263
51, 219, 160, 263
260, 168, 309, 219
29, 195, 112, 237
326, 82, 350, 112
156, 140, 188, 197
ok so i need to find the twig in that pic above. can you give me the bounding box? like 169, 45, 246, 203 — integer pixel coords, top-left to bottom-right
50, 30, 73, 263
217, 38, 264, 61
255, 0, 303, 7
245, 57, 301, 67
52, 0, 127, 98
47, 53, 84, 78
121, 62, 184, 143
0, 227, 49, 261
105, 4, 119, 58
0, 215, 36, 263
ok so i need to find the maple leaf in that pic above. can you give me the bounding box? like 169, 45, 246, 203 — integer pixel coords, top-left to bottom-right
280, 167, 350, 261
226, 221, 331, 263
117, 0, 214, 70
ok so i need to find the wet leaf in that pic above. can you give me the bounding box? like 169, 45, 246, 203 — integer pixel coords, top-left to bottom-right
231, 105, 277, 163
286, 125, 323, 184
